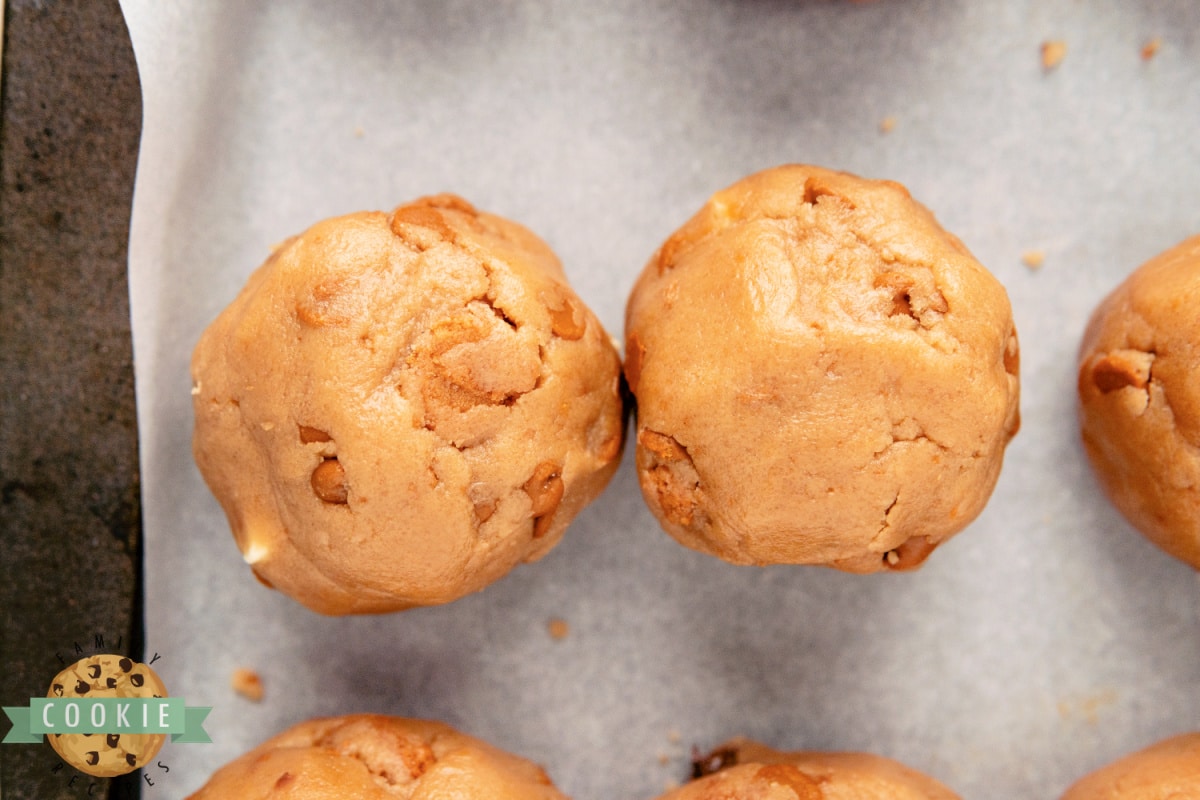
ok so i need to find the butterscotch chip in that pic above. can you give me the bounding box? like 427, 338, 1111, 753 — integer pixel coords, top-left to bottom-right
310, 458, 349, 504
524, 462, 565, 539
192, 195, 625, 614
625, 165, 1019, 571
298, 425, 332, 444
1022, 249, 1046, 270
661, 738, 960, 800
547, 294, 587, 340
185, 715, 569, 800
755, 765, 823, 800
1060, 732, 1200, 799
1077, 235, 1200, 569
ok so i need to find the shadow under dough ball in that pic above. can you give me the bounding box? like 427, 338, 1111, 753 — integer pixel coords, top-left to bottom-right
1078, 235, 1200, 569
1059, 732, 1200, 799
661, 737, 961, 800
192, 195, 625, 615
625, 165, 1020, 572
185, 715, 571, 800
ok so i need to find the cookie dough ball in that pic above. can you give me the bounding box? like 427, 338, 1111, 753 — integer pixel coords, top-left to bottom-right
185, 715, 570, 800
192, 194, 624, 614
47, 656, 167, 777
662, 738, 960, 800
1060, 732, 1200, 799
625, 165, 1019, 571
1077, 235, 1200, 569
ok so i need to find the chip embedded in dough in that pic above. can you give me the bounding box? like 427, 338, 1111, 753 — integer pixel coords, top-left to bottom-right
625, 165, 1020, 571
192, 194, 625, 614
659, 737, 961, 800
1077, 235, 1200, 569
185, 714, 570, 800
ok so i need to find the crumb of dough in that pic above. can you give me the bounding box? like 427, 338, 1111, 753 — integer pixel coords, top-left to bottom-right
231, 667, 264, 702
885, 549, 901, 566
658, 752, 671, 767
1141, 37, 1162, 61
547, 618, 570, 640
667, 729, 682, 744
879, 115, 897, 134
1041, 40, 1067, 70
353, 126, 364, 138
1021, 250, 1046, 270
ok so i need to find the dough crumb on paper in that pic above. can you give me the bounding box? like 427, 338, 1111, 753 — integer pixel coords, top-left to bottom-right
1021, 250, 1045, 270
231, 667, 264, 702
1041, 39, 1067, 70
547, 618, 570, 640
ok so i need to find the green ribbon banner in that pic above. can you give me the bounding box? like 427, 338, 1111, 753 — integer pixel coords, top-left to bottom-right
3, 699, 211, 744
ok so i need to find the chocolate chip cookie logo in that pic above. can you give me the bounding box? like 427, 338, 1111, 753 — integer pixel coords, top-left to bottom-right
2, 655, 211, 778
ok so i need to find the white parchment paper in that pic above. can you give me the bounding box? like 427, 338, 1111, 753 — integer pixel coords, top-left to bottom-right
122, 2, 1200, 798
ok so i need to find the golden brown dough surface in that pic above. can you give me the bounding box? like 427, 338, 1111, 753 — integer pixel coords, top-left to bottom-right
1059, 732, 1200, 799
1078, 235, 1200, 569
185, 715, 571, 800
192, 195, 624, 614
625, 165, 1019, 571
658, 738, 960, 800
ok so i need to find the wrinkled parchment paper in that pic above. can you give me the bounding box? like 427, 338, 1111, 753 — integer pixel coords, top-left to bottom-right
122, 2, 1200, 797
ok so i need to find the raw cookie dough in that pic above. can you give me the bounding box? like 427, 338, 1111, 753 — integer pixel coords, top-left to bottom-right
1059, 732, 1200, 799
185, 715, 570, 800
192, 194, 624, 615
659, 737, 961, 800
1077, 235, 1200, 569
625, 165, 1019, 571
47, 655, 168, 778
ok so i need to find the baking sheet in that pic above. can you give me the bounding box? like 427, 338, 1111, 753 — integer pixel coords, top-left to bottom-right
121, 2, 1200, 797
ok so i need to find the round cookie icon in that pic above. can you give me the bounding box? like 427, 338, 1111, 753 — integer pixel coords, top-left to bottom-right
46, 655, 168, 778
